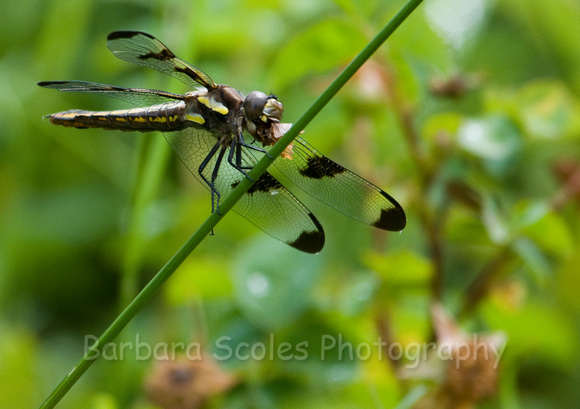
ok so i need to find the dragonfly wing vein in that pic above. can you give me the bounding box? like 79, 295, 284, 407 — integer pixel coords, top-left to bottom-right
107, 31, 216, 90
37, 81, 185, 106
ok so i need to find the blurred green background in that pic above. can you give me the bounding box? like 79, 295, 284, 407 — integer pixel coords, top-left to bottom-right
2, 0, 580, 408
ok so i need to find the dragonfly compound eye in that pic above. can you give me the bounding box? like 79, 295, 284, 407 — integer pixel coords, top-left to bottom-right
243, 91, 269, 122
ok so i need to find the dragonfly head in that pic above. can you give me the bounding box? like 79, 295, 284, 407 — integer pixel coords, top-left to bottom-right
243, 91, 291, 150
243, 91, 284, 124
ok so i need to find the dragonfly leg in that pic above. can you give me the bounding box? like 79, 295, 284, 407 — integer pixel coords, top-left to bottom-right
198, 141, 225, 213
226, 130, 270, 183
223, 135, 252, 180
209, 146, 227, 214
246, 136, 273, 159
239, 137, 271, 158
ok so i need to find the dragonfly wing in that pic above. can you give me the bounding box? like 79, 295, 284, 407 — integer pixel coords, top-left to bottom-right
273, 136, 406, 231
37, 81, 185, 106
106, 31, 216, 90
164, 129, 325, 253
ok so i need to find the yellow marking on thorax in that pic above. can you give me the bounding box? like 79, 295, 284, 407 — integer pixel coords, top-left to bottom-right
186, 113, 205, 124
198, 96, 229, 115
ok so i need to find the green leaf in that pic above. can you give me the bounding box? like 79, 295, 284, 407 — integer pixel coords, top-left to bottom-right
482, 300, 578, 369
0, 324, 41, 409
457, 115, 522, 175
481, 194, 510, 245
511, 200, 574, 258
392, 385, 429, 409
232, 237, 324, 330
422, 112, 462, 140
88, 393, 118, 409
364, 250, 431, 286
316, 271, 382, 316
164, 257, 233, 304
517, 80, 575, 139
556, 253, 580, 311
511, 238, 551, 283
271, 19, 367, 89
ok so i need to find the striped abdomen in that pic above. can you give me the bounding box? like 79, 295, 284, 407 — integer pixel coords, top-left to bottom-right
47, 102, 187, 132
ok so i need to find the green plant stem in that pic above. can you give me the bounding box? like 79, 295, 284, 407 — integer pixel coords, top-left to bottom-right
39, 1, 423, 407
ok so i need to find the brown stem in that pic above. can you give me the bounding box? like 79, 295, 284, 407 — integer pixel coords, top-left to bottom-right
460, 247, 511, 317
550, 162, 580, 212
460, 160, 580, 316
375, 309, 401, 368
394, 101, 444, 300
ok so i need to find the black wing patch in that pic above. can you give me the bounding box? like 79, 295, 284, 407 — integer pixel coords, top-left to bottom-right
274, 137, 406, 231
299, 155, 347, 179
107, 31, 217, 90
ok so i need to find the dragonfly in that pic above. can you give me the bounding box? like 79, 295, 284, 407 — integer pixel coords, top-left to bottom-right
38, 31, 406, 253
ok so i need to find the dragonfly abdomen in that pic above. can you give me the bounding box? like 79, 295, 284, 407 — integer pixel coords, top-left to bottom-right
48, 103, 187, 132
